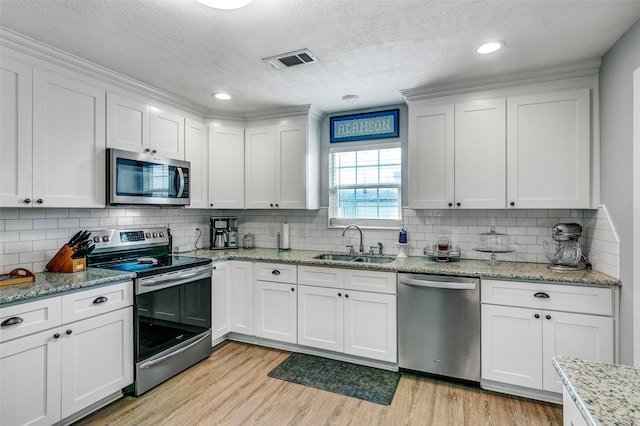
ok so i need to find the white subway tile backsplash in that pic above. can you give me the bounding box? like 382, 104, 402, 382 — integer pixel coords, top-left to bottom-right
58, 218, 80, 229
19, 209, 46, 219
5, 220, 33, 231
33, 218, 59, 230
45, 209, 69, 218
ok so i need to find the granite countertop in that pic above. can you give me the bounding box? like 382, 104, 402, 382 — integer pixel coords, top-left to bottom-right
193, 247, 619, 287
553, 356, 640, 425
1, 248, 618, 307
0, 268, 136, 306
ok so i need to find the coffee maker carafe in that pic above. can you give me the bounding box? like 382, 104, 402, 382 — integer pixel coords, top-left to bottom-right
543, 223, 586, 270
209, 217, 238, 250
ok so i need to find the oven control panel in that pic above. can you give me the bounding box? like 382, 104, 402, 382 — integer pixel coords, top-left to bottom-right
88, 227, 170, 253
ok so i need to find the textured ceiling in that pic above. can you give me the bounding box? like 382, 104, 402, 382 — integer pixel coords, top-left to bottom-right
1, 0, 639, 116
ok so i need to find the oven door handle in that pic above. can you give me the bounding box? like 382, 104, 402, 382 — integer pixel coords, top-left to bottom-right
139, 331, 211, 369
139, 268, 210, 289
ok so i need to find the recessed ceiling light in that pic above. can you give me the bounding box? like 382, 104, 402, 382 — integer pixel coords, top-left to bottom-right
212, 92, 232, 100
474, 40, 505, 55
195, 0, 253, 10
342, 94, 359, 102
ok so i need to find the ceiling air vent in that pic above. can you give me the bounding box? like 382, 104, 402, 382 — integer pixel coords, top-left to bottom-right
264, 49, 318, 69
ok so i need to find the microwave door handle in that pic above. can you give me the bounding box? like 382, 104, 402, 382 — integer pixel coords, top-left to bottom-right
175, 167, 185, 197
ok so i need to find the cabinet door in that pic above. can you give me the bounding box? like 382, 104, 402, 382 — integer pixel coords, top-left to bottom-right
32, 69, 106, 208
297, 285, 343, 352
507, 88, 591, 208
185, 118, 208, 209
481, 304, 543, 389
245, 126, 276, 208
277, 122, 307, 209
212, 262, 231, 343
542, 311, 614, 393
255, 281, 297, 343
208, 126, 245, 209
60, 308, 133, 418
343, 290, 396, 362
0, 328, 62, 426
149, 107, 184, 160
408, 103, 454, 208
454, 99, 506, 209
230, 261, 254, 335
0, 55, 33, 207
106, 92, 149, 152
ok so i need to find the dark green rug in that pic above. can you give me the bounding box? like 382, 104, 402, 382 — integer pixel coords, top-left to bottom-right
267, 352, 400, 405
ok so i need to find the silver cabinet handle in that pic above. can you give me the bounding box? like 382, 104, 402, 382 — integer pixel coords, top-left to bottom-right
534, 292, 550, 299
1, 317, 24, 327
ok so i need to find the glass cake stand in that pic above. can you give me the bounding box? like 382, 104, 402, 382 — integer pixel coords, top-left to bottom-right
473, 247, 514, 266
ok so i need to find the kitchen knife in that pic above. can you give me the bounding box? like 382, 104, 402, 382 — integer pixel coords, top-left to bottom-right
68, 230, 83, 246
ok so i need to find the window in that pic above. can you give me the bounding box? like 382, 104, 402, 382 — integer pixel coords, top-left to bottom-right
329, 146, 401, 228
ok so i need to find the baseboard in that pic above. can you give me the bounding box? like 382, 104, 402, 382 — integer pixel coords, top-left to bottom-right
481, 379, 562, 404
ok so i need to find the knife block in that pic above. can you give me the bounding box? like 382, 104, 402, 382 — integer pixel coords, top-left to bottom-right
46, 244, 86, 273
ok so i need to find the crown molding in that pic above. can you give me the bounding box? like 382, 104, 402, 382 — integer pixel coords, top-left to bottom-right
401, 58, 602, 102
0, 26, 207, 116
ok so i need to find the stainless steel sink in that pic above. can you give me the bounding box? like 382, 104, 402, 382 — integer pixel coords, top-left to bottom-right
351, 256, 396, 264
312, 253, 395, 264
313, 253, 358, 261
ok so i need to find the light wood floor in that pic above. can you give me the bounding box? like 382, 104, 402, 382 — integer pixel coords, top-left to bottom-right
74, 341, 562, 426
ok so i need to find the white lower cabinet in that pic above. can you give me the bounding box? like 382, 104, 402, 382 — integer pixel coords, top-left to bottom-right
255, 280, 297, 343
481, 279, 614, 399
212, 261, 231, 344
229, 261, 254, 335
0, 281, 133, 426
297, 266, 397, 363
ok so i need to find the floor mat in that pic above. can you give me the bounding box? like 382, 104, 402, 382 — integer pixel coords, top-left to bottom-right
267, 352, 400, 405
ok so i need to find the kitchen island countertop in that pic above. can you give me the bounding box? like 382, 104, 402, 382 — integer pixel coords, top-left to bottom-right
553, 356, 640, 425
194, 247, 619, 287
0, 268, 136, 306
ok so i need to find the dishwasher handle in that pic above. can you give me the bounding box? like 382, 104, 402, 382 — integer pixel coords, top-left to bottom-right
399, 277, 477, 290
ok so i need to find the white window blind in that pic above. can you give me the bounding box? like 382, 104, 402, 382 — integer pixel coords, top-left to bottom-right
329, 145, 401, 228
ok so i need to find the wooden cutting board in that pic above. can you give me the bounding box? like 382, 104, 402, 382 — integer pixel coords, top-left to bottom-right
0, 268, 36, 287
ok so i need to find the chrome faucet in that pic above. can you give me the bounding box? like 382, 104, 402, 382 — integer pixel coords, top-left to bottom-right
341, 224, 364, 254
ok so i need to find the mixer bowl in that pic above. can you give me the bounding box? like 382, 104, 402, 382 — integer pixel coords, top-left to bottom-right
543, 240, 582, 266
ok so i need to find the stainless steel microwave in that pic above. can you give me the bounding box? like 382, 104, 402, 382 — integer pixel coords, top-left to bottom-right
107, 148, 190, 206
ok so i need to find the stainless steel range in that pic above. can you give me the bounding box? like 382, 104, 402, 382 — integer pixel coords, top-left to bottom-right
87, 227, 212, 396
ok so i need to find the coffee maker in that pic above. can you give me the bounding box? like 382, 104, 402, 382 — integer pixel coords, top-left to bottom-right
209, 217, 238, 250
543, 223, 586, 270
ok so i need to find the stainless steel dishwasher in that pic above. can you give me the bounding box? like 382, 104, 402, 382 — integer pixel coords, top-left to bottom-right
398, 273, 480, 383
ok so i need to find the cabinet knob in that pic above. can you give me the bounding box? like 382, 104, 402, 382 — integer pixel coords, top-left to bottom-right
534, 292, 550, 299
210, 203, 214, 207
534, 313, 540, 319
345, 294, 349, 298
456, 202, 461, 207
291, 287, 295, 292
338, 292, 342, 297
53, 333, 61, 339
1, 317, 24, 327
510, 201, 515, 206
212, 266, 217, 270
152, 149, 157, 154
144, 148, 150, 153
448, 202, 453, 207
23, 198, 32, 204
545, 314, 552, 320
270, 203, 274, 207
66, 329, 73, 335
275, 204, 279, 207
93, 296, 108, 304
36, 199, 44, 204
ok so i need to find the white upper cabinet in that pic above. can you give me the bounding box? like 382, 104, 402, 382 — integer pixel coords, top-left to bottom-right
106, 92, 185, 160
245, 119, 319, 210
506, 88, 591, 209
406, 72, 598, 209
185, 118, 208, 209
408, 99, 505, 209
0, 55, 33, 207
209, 125, 245, 209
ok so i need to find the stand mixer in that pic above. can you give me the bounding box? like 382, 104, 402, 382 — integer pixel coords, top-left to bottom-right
543, 223, 587, 271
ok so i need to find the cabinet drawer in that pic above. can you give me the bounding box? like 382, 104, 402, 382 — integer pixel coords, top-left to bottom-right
254, 262, 297, 284
298, 266, 344, 289
345, 269, 396, 294
0, 297, 62, 342
481, 279, 613, 316
61, 281, 133, 324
